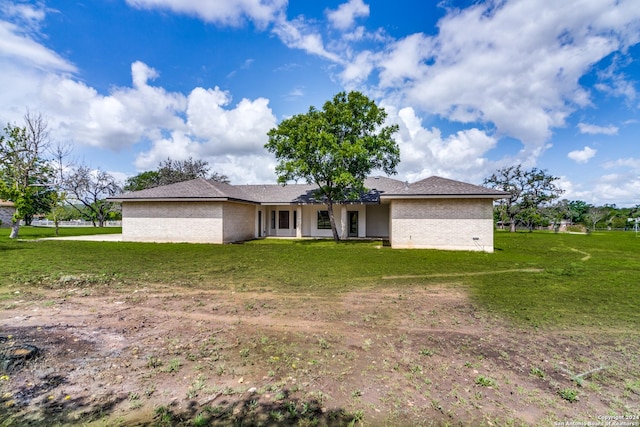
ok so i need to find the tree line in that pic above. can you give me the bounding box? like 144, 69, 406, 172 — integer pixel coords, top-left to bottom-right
482, 165, 639, 232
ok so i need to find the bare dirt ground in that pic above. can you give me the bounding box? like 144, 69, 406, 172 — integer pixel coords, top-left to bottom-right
1, 279, 639, 426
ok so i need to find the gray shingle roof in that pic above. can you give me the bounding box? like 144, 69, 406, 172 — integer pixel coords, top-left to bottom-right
110, 178, 231, 200
384, 176, 509, 197
109, 175, 508, 204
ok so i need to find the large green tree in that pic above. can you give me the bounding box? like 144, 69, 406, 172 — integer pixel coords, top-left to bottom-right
483, 165, 564, 232
265, 91, 400, 241
0, 113, 53, 238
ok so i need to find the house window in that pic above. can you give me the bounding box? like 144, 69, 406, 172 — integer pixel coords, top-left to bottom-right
317, 210, 331, 229
271, 211, 276, 229
278, 211, 290, 229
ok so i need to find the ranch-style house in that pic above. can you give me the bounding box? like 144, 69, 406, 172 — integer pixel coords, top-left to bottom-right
109, 176, 508, 252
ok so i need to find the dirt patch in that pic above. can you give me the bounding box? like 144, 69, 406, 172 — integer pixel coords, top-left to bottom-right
1, 283, 639, 426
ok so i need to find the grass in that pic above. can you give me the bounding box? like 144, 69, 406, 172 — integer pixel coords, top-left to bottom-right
1, 227, 639, 329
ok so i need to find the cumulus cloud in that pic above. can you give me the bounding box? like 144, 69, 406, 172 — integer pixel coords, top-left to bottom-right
391, 106, 496, 183
340, 50, 376, 86
577, 122, 619, 135
36, 62, 187, 149
186, 87, 276, 155
589, 173, 640, 206
125, 0, 287, 28
401, 1, 635, 150
42, 65, 278, 179
568, 146, 597, 163
0, 5, 279, 185
326, 0, 369, 31
375, 34, 431, 88
333, 0, 640, 170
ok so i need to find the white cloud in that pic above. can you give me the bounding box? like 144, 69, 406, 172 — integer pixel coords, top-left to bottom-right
326, 0, 369, 31
603, 158, 640, 170
36, 62, 187, 149
590, 174, 640, 206
340, 50, 376, 86
186, 87, 276, 155
578, 123, 619, 135
272, 16, 343, 63
287, 88, 304, 97
125, 0, 287, 28
568, 146, 597, 163
565, 161, 640, 206
594, 54, 638, 103
368, 0, 640, 165
0, 21, 76, 73
0, 8, 279, 185
378, 33, 432, 88
391, 106, 496, 183
0, 1, 47, 31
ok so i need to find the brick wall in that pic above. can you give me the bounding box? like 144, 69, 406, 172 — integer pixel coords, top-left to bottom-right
222, 202, 256, 243
390, 198, 495, 252
122, 201, 224, 243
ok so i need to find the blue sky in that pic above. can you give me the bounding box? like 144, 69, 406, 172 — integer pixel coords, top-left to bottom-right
1, 0, 639, 206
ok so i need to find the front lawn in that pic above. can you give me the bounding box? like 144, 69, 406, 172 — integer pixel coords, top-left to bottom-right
1, 228, 638, 329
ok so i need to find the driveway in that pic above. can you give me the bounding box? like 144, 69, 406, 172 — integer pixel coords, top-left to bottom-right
42, 234, 123, 242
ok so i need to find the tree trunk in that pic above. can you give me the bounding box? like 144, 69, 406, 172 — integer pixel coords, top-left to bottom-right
509, 221, 516, 233
326, 201, 340, 242
10, 221, 19, 239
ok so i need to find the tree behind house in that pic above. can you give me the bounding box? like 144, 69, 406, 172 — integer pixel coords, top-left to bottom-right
483, 165, 564, 232
124, 157, 229, 191
63, 166, 121, 227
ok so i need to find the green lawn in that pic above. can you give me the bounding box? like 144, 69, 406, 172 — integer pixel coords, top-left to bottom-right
1, 227, 639, 329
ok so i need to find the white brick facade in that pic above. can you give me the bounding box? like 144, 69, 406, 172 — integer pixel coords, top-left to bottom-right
122, 201, 224, 243
389, 199, 495, 252
222, 202, 256, 243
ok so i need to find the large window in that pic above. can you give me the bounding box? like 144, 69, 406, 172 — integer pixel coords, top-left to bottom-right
271, 211, 276, 229
278, 211, 290, 229
317, 210, 331, 229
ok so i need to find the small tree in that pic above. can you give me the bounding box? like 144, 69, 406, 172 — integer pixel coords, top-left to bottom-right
483, 165, 564, 232
0, 112, 53, 238
585, 206, 608, 231
63, 166, 121, 227
266, 91, 400, 241
48, 141, 74, 235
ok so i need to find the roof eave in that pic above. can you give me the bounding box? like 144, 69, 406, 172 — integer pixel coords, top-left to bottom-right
108, 197, 251, 203
380, 194, 508, 200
